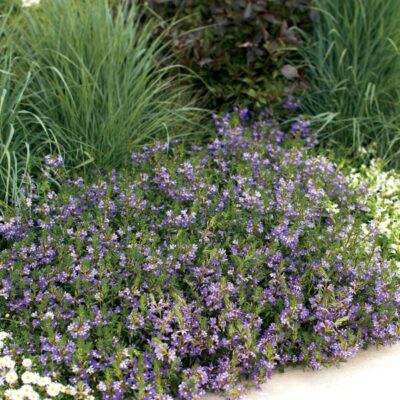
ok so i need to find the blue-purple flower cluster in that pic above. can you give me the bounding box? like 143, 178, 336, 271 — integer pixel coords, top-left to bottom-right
0, 109, 399, 399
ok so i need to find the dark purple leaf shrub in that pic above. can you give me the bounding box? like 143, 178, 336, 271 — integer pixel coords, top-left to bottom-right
139, 0, 311, 108
0, 109, 399, 399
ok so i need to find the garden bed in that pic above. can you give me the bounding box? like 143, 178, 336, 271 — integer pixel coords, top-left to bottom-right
1, 110, 399, 399
0, 1, 399, 399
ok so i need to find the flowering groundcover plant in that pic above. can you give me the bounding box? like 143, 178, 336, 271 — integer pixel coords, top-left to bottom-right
0, 331, 77, 399
348, 160, 400, 261
0, 110, 399, 399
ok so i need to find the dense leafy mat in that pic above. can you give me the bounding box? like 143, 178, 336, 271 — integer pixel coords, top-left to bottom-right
348, 160, 400, 263
0, 110, 399, 399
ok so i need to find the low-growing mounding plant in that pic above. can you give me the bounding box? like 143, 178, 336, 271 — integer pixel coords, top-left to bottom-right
142, 0, 311, 109
0, 109, 399, 399
348, 159, 400, 262
0, 331, 78, 399
5, 0, 205, 179
300, 0, 400, 167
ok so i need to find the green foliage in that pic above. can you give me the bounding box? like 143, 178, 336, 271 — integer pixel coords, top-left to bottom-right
0, 7, 46, 206
0, 52, 30, 206
143, 0, 311, 109
348, 159, 400, 263
300, 0, 400, 167
0, 0, 206, 199
0, 110, 399, 397
0, 0, 15, 14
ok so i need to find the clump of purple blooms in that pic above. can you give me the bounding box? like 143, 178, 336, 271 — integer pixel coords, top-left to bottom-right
283, 95, 301, 110
0, 109, 399, 399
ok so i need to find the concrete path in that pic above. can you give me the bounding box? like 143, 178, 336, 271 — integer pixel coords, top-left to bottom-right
207, 344, 400, 400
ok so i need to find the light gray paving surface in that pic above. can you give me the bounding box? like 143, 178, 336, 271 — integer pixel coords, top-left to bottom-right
207, 344, 400, 400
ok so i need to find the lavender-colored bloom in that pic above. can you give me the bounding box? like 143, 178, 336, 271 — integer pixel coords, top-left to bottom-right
283, 95, 301, 110
0, 107, 398, 399
67, 321, 91, 340
44, 154, 64, 169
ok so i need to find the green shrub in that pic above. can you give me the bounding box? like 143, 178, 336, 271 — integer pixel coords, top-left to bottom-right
142, 0, 311, 109
300, 0, 400, 167
7, 0, 205, 176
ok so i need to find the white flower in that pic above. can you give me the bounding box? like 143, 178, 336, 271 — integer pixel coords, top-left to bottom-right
4, 389, 23, 400
4, 388, 13, 398
0, 332, 10, 340
348, 158, 400, 259
5, 369, 18, 385
20, 384, 35, 397
21, 0, 41, 8
37, 376, 52, 387
65, 385, 77, 395
4, 358, 16, 370
21, 371, 39, 384
43, 312, 54, 320
22, 358, 33, 369
27, 391, 40, 400
0, 355, 16, 370
46, 382, 64, 397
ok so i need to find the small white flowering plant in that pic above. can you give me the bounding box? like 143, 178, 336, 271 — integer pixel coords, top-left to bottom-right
0, 331, 77, 399
348, 159, 400, 261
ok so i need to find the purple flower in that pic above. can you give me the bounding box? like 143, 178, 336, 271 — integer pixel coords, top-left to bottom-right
0, 107, 398, 399
283, 95, 301, 110
44, 154, 64, 169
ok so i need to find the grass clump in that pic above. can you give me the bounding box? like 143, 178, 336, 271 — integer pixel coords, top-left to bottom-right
0, 0, 205, 199
0, 8, 51, 206
0, 110, 399, 398
300, 0, 400, 167
0, 37, 28, 206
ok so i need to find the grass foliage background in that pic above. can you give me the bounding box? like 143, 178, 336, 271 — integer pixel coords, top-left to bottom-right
0, 0, 206, 205
1, 0, 400, 207
0, 9, 37, 206
300, 0, 400, 167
